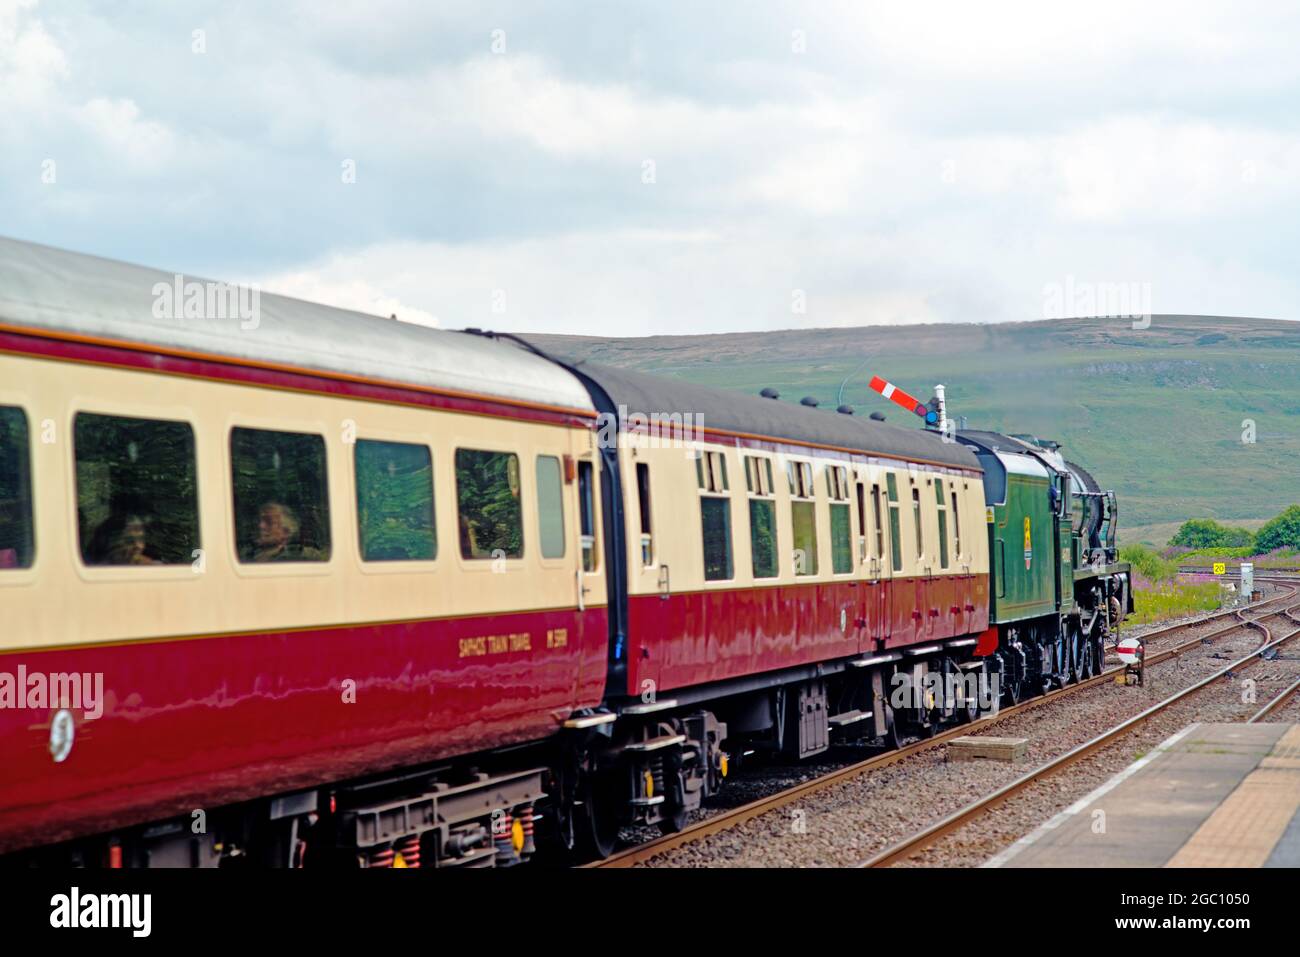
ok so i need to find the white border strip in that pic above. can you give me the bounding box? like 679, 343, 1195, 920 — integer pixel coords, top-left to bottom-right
982, 723, 1202, 868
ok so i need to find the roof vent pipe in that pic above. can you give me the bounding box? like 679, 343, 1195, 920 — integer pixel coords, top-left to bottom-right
800, 396, 820, 408
760, 387, 780, 399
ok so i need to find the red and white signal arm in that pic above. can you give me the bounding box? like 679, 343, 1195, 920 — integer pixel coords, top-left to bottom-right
1116, 637, 1143, 665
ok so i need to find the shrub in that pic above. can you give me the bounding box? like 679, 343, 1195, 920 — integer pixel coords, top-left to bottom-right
1255, 505, 1300, 552
1119, 543, 1178, 582
1169, 518, 1254, 549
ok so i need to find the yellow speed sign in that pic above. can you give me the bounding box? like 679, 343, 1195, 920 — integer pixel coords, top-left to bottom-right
1213, 562, 1227, 575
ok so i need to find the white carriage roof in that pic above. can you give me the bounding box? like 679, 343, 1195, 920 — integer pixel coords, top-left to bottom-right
0, 236, 595, 413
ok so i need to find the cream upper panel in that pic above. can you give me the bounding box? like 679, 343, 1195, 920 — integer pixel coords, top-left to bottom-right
0, 352, 603, 651
622, 434, 986, 596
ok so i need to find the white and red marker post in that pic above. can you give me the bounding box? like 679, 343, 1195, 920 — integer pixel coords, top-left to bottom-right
1116, 635, 1144, 686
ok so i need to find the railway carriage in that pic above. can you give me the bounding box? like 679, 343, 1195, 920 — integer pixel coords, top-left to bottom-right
554, 363, 990, 852
0, 237, 1126, 866
0, 238, 609, 865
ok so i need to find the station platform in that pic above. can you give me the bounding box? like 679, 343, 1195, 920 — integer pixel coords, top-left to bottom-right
986, 723, 1300, 868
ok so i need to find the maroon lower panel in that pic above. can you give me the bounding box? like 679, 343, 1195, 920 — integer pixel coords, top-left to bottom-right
628, 574, 990, 693
0, 607, 607, 854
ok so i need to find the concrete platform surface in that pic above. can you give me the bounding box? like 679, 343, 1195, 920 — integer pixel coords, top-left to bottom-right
985, 723, 1300, 868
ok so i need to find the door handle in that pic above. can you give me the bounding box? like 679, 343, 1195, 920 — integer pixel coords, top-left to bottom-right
658, 563, 670, 600
576, 569, 588, 612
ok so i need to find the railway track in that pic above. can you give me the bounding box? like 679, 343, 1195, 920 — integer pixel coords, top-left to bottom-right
588, 579, 1298, 868
860, 598, 1300, 868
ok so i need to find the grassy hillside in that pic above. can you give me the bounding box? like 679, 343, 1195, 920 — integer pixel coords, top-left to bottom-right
527, 315, 1300, 543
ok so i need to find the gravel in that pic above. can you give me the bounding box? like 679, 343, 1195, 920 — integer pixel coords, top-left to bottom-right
627, 586, 1299, 868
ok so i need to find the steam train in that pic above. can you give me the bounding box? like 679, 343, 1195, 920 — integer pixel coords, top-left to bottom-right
0, 237, 1130, 866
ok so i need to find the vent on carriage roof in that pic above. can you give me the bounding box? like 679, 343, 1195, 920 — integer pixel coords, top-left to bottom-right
800, 396, 819, 407
759, 387, 780, 399
869, 412, 886, 422
836, 405, 854, 415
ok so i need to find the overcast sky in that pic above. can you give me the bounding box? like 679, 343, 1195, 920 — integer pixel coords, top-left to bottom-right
4, 1, 1299, 335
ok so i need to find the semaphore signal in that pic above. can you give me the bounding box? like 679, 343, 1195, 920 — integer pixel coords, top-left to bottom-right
867, 375, 941, 426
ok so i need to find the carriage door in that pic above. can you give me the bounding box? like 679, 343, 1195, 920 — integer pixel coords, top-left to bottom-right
870, 482, 893, 648
855, 478, 870, 653
568, 443, 608, 696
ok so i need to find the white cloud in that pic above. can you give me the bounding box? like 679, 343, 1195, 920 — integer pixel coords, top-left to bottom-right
5, 0, 1300, 334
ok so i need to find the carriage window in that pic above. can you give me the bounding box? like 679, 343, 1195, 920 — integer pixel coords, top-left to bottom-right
871, 483, 884, 560
700, 496, 733, 581
790, 459, 818, 575
75, 413, 199, 566
791, 502, 818, 575
636, 462, 653, 566
830, 502, 853, 574
0, 407, 34, 569
578, 460, 598, 572
912, 487, 924, 560
886, 473, 903, 572
746, 455, 778, 579
455, 448, 523, 560
827, 465, 851, 573
787, 460, 814, 498
935, 480, 950, 569
951, 491, 962, 559
355, 440, 435, 561
749, 499, 778, 578
232, 427, 329, 563
697, 451, 729, 493
744, 455, 775, 496
536, 455, 565, 559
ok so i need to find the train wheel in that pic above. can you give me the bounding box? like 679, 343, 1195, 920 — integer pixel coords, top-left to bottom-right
1049, 630, 1068, 691
658, 804, 690, 836
1076, 627, 1095, 681
574, 762, 622, 861
1069, 625, 1086, 684
879, 703, 903, 750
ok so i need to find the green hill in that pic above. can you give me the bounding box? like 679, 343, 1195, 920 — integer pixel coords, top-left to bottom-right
527, 315, 1300, 546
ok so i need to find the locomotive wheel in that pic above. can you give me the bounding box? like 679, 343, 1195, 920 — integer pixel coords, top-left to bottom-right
1076, 628, 1095, 681
1005, 676, 1023, 704
1048, 631, 1068, 691
1068, 626, 1086, 684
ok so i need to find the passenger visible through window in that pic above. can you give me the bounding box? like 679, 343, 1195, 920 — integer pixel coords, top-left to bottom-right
231, 427, 330, 563
75, 412, 199, 566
